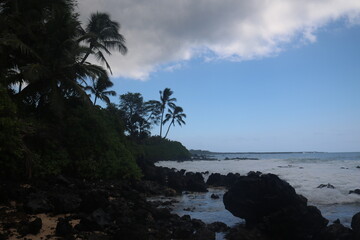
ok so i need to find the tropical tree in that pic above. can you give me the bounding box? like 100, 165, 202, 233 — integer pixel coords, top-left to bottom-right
80, 12, 127, 74
85, 76, 116, 105
163, 105, 186, 139
159, 88, 176, 137
144, 100, 161, 125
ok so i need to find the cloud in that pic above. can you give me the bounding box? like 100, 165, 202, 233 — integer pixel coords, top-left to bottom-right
77, 0, 360, 80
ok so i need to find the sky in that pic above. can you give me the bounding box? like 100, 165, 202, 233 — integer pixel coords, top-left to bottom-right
77, 0, 360, 152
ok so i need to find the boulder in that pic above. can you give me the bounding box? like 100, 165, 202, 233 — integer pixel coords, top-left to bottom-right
223, 173, 328, 239
349, 189, 360, 195
55, 218, 73, 237
80, 190, 109, 213
193, 227, 215, 240
206, 173, 240, 188
17, 217, 42, 236
351, 212, 360, 235
316, 223, 353, 240
24, 192, 53, 213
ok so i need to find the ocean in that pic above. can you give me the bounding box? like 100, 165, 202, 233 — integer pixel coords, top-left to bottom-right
155, 152, 360, 229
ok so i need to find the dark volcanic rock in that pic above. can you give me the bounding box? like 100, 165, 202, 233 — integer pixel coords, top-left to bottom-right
17, 217, 42, 236
55, 218, 73, 237
193, 227, 215, 240
184, 172, 208, 192
207, 221, 229, 232
317, 183, 335, 189
24, 192, 53, 213
223, 173, 306, 223
211, 193, 220, 199
351, 212, 360, 236
349, 189, 360, 195
223, 173, 328, 239
226, 224, 269, 240
51, 192, 81, 213
316, 223, 353, 240
80, 190, 109, 213
206, 173, 240, 188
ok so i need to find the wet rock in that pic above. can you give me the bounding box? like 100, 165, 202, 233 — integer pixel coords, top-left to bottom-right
224, 173, 306, 224
55, 218, 73, 237
206, 173, 240, 188
193, 227, 215, 240
223, 173, 328, 239
208, 221, 229, 232
351, 212, 360, 235
24, 192, 53, 213
211, 193, 220, 199
184, 172, 208, 192
349, 189, 360, 195
316, 223, 353, 240
317, 183, 335, 189
226, 225, 269, 240
17, 217, 42, 236
334, 219, 341, 224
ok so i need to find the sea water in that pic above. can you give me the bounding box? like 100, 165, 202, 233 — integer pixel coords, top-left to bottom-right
155, 152, 360, 227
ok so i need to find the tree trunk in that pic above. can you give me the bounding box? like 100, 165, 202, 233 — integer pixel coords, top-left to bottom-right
18, 81, 22, 93
93, 94, 98, 105
160, 108, 165, 137
164, 121, 173, 139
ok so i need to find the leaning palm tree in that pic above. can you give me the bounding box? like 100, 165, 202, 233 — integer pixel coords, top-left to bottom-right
159, 88, 176, 137
85, 76, 116, 105
80, 12, 127, 74
163, 106, 186, 139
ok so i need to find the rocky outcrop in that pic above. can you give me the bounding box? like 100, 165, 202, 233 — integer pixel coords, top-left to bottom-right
223, 172, 328, 239
206, 172, 240, 188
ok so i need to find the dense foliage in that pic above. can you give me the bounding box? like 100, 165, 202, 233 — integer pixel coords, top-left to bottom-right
141, 137, 191, 162
0, 0, 188, 180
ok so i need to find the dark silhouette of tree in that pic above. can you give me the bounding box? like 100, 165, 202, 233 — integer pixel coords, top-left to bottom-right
144, 100, 162, 125
163, 105, 186, 139
85, 76, 116, 105
159, 88, 176, 137
80, 12, 127, 74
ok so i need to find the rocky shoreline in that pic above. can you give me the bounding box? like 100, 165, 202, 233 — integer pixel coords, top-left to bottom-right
1, 160, 360, 240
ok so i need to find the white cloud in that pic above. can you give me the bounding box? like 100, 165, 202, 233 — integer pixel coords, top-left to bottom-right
77, 0, 360, 80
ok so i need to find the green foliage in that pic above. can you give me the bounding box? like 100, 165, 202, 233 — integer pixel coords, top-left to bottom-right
62, 104, 141, 179
0, 86, 25, 177
141, 136, 191, 162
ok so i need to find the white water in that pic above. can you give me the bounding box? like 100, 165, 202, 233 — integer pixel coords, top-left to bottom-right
156, 156, 360, 227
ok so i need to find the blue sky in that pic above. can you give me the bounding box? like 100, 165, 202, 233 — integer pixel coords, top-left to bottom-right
79, 0, 360, 152
108, 23, 360, 152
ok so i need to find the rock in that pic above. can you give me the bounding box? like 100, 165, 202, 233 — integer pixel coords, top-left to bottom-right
206, 173, 240, 188
193, 227, 215, 240
24, 192, 53, 213
317, 183, 335, 189
349, 189, 360, 195
184, 172, 208, 192
223, 173, 328, 239
91, 208, 113, 228
51, 192, 81, 213
333, 219, 341, 224
316, 223, 353, 240
55, 218, 73, 237
17, 217, 42, 236
80, 190, 109, 213
351, 212, 360, 234
356, 166, 360, 169
226, 224, 269, 240
211, 193, 220, 199
207, 221, 229, 232
223, 173, 306, 224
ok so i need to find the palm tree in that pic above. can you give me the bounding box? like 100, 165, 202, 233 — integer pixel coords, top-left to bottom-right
80, 12, 127, 74
163, 106, 186, 139
85, 76, 116, 105
159, 88, 176, 137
